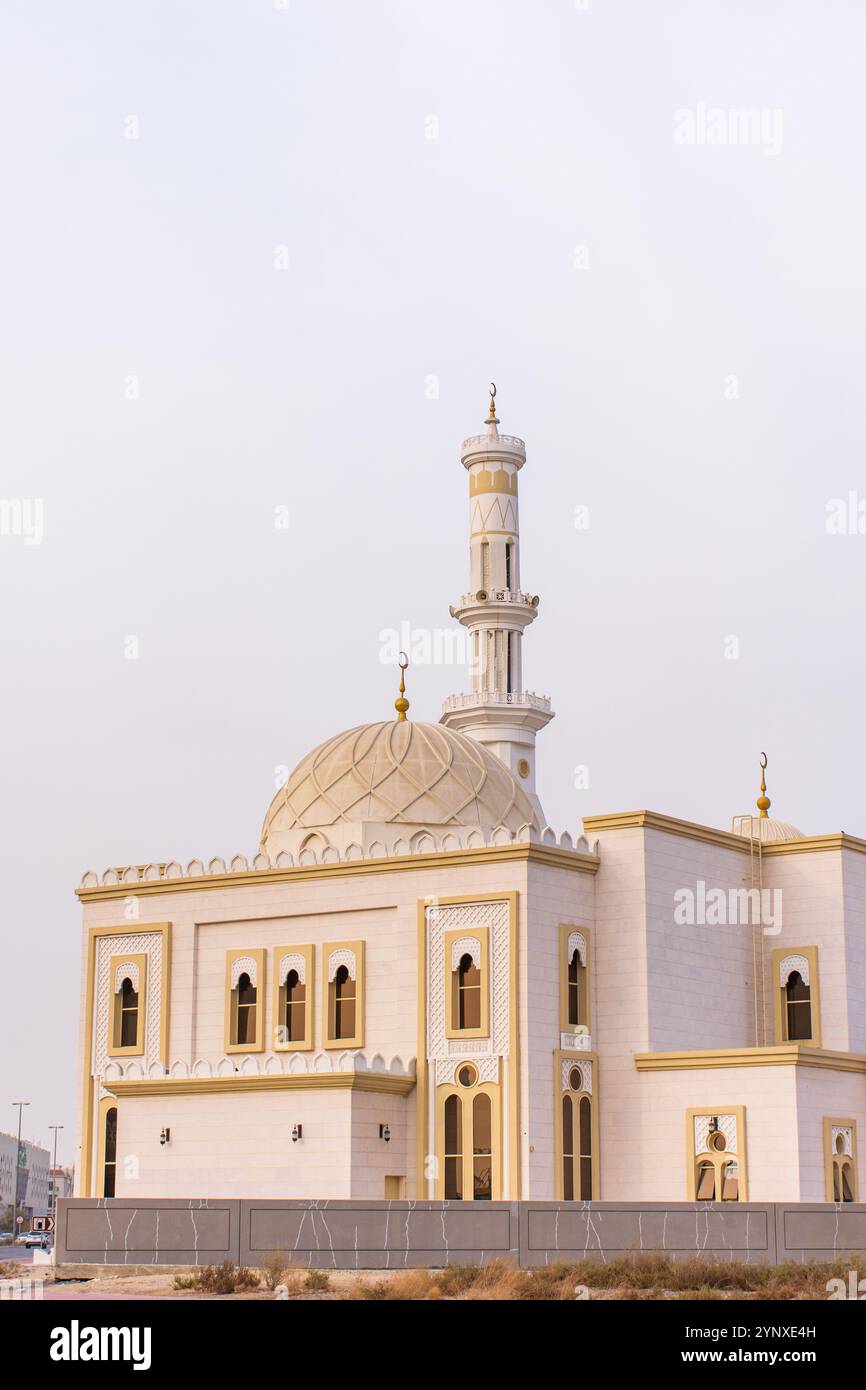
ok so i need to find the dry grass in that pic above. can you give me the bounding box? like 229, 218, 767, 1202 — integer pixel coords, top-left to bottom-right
188, 1260, 261, 1295
334, 1253, 866, 1301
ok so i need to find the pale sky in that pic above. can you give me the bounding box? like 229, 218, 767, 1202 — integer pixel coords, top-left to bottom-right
2, 0, 865, 1161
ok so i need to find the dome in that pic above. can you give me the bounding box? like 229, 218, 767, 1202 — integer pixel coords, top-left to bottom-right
731, 814, 803, 843
261, 720, 538, 852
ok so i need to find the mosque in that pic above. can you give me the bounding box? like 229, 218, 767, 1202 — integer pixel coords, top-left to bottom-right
75, 391, 865, 1208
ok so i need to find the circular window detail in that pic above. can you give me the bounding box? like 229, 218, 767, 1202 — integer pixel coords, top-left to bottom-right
708, 1130, 727, 1153
456, 1063, 478, 1089
517, 758, 530, 779
568, 1066, 583, 1092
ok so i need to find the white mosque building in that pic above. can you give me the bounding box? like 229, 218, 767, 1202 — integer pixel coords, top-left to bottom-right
75, 392, 865, 1209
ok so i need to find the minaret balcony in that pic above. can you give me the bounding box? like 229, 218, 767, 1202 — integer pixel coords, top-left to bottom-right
442, 690, 552, 715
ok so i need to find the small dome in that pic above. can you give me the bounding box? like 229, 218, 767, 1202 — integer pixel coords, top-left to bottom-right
262, 720, 537, 849
731, 814, 803, 843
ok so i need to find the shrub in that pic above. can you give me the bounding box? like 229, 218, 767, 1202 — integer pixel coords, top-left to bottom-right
195, 1261, 260, 1295
304, 1268, 330, 1291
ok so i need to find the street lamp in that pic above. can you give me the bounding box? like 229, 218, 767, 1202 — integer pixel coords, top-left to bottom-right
10, 1103, 30, 1240
48, 1125, 64, 1215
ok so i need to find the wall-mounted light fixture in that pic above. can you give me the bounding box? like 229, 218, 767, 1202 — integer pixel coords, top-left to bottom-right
292, 1124, 303, 1143
379, 1124, 391, 1143
159, 1128, 171, 1147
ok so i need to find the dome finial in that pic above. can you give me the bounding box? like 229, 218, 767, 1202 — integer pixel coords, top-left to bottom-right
394, 651, 410, 721
757, 751, 770, 818
487, 381, 499, 424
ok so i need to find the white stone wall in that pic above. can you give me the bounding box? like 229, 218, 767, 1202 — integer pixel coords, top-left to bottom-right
841, 848, 866, 1054
794, 1065, 866, 1201
644, 830, 754, 1052
762, 849, 846, 1048
522, 861, 595, 1198
114, 1089, 355, 1199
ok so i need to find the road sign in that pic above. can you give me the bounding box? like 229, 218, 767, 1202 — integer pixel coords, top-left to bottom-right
31, 1216, 54, 1233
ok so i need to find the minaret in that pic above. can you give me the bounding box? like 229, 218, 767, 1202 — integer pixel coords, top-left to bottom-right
440, 386, 553, 824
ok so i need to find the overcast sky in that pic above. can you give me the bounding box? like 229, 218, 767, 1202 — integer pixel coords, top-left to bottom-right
2, 1, 865, 1161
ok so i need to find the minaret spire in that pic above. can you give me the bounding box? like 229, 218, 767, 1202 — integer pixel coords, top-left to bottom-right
440, 389, 553, 825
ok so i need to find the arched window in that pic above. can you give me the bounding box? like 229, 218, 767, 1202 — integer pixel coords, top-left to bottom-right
283, 969, 305, 1044
324, 940, 364, 1048
103, 1106, 117, 1198
472, 1093, 492, 1200
561, 1090, 594, 1200
692, 1118, 743, 1201
835, 1135, 853, 1201
456, 954, 481, 1031
695, 1160, 715, 1201
567, 950, 587, 1028
108, 953, 147, 1057
784, 971, 811, 1041
333, 965, 356, 1040
505, 541, 513, 590
480, 539, 490, 592
444, 1095, 463, 1199
117, 977, 139, 1049
235, 972, 256, 1045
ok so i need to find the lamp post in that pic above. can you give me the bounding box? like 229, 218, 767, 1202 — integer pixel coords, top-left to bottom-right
10, 1102, 30, 1240
48, 1125, 64, 1216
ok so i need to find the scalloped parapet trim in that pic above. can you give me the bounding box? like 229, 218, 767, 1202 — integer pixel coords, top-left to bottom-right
100, 1051, 417, 1081
79, 825, 600, 887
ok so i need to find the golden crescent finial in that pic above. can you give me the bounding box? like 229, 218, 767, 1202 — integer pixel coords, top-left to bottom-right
487, 382, 498, 422
757, 751, 770, 818
395, 651, 410, 721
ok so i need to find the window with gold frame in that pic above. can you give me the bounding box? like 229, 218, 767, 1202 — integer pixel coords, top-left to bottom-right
559, 925, 591, 1038
107, 953, 147, 1057
272, 944, 314, 1050
444, 926, 490, 1039
323, 940, 364, 1048
824, 1118, 858, 1203
224, 948, 265, 1053
771, 946, 821, 1046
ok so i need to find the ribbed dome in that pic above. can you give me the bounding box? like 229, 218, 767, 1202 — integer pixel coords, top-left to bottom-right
261, 720, 538, 842
732, 815, 803, 843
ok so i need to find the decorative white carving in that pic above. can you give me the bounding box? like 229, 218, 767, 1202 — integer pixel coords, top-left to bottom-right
694, 1112, 738, 1156
278, 952, 306, 987
230, 955, 258, 989
560, 1031, 591, 1052
560, 1058, 592, 1095
328, 948, 356, 982
113, 961, 140, 994
779, 953, 810, 987
450, 935, 482, 971
426, 900, 508, 1066
831, 1125, 853, 1158
566, 930, 587, 967
435, 1055, 499, 1086
93, 932, 163, 1081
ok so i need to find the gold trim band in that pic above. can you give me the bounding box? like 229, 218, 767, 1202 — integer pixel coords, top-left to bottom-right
635, 1045, 866, 1074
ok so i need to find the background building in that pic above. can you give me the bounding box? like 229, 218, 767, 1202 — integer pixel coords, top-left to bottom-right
0, 1131, 49, 1226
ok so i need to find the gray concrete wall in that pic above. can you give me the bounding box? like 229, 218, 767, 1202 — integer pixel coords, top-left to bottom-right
55, 1198, 866, 1269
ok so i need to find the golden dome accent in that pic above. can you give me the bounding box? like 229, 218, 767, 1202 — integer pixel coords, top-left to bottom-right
261, 719, 538, 841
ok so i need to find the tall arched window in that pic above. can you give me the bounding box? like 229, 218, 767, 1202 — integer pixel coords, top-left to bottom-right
283, 968, 305, 1044
561, 1080, 594, 1200
784, 971, 811, 1041
117, 977, 139, 1049
567, 949, 587, 1028
438, 1077, 500, 1200
480, 539, 490, 592
472, 1093, 492, 1200
444, 1095, 463, 1199
456, 954, 481, 1031
235, 972, 256, 1045
333, 965, 356, 1040
505, 542, 513, 590
832, 1135, 855, 1202
103, 1106, 117, 1198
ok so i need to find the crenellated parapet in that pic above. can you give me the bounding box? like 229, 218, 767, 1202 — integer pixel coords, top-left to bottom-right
78, 824, 600, 889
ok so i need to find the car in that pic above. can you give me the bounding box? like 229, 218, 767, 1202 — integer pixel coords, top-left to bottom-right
20, 1232, 50, 1248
